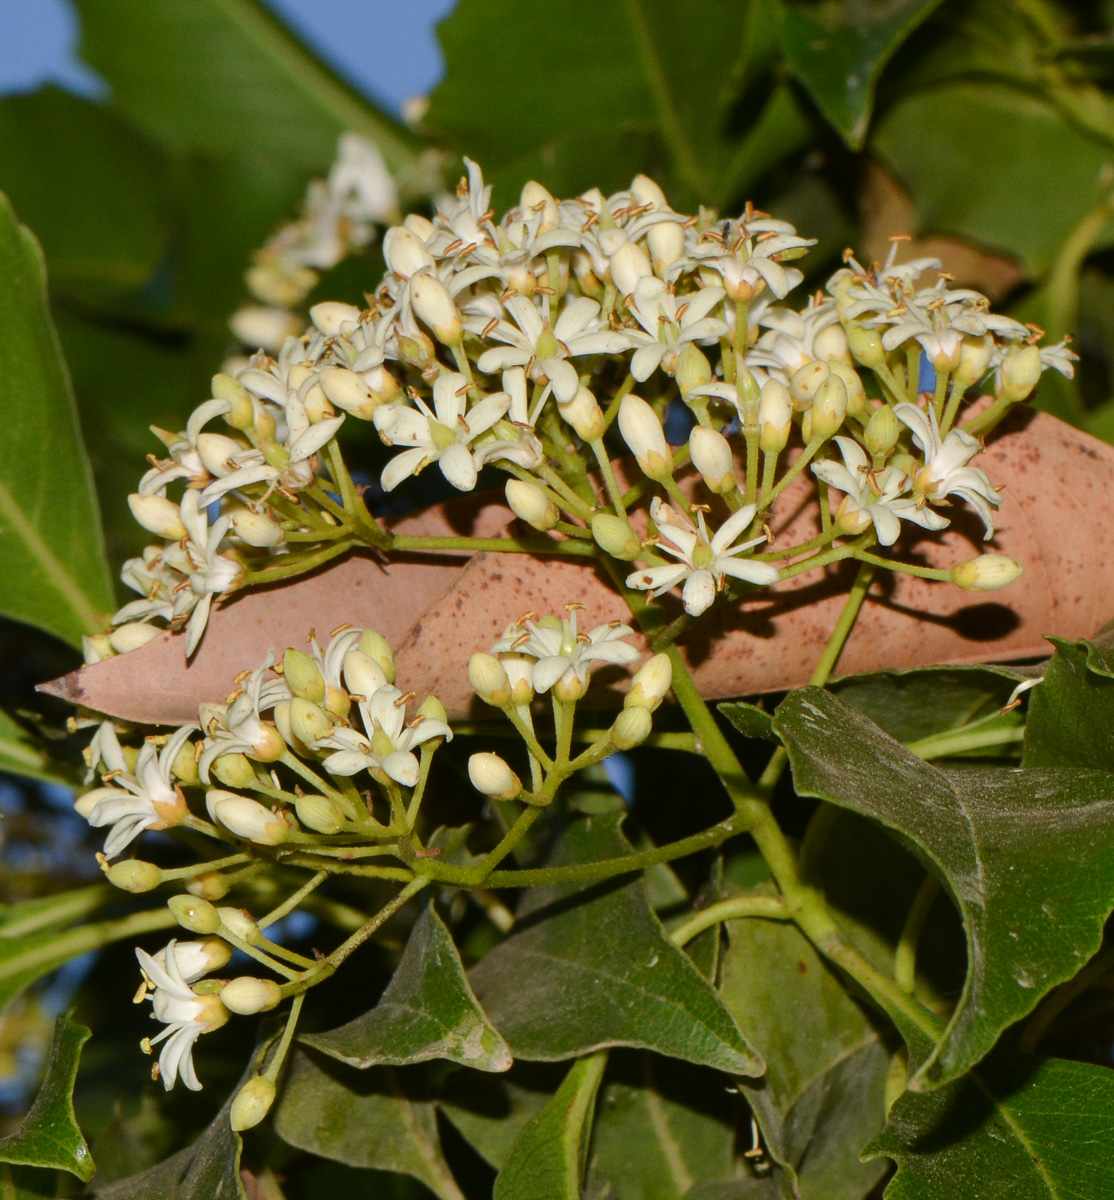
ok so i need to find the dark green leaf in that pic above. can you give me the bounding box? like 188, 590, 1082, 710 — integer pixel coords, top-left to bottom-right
775, 688, 1114, 1086
438, 1063, 561, 1170
304, 904, 511, 1072
719, 702, 776, 743
778, 0, 945, 148
866, 1053, 1114, 1198
272, 1050, 464, 1200
0, 885, 109, 939
73, 0, 417, 173
0, 1013, 93, 1181
0, 708, 81, 788
718, 908, 890, 1199
469, 815, 762, 1075
493, 1052, 607, 1200
0, 191, 114, 647
1023, 638, 1114, 771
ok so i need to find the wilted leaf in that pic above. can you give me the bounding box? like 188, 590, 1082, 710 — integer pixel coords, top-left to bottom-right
305, 903, 512, 1073
0, 1013, 93, 1182
469, 815, 761, 1075
774, 687, 1114, 1086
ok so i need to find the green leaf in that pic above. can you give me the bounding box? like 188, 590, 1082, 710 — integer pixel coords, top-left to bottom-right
718, 702, 776, 743
774, 687, 1114, 1086
0, 708, 80, 789
427, 0, 789, 207
777, 0, 945, 148
468, 815, 762, 1075
72, 0, 417, 173
0, 88, 169, 304
0, 1013, 93, 1182
304, 903, 512, 1073
0, 191, 114, 647
872, 82, 1114, 275
0, 885, 109, 939
866, 1053, 1114, 1198
1023, 638, 1114, 771
718, 908, 890, 1199
493, 1053, 607, 1200
272, 1050, 464, 1200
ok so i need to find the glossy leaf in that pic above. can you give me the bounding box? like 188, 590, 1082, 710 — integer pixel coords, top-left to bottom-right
493, 1053, 607, 1200
469, 815, 762, 1075
1022, 638, 1114, 771
73, 0, 417, 173
0, 1013, 93, 1182
0, 191, 113, 647
778, 0, 945, 148
718, 907, 890, 1199
866, 1053, 1114, 1198
775, 687, 1114, 1086
305, 903, 512, 1072
272, 1050, 464, 1200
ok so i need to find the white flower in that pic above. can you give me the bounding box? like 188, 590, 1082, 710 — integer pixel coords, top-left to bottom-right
199, 657, 290, 779
811, 437, 948, 546
136, 941, 229, 1091
82, 725, 196, 858
894, 403, 1002, 538
683, 210, 815, 299
490, 608, 640, 695
624, 278, 727, 381
163, 491, 243, 656
373, 372, 511, 492
627, 499, 779, 615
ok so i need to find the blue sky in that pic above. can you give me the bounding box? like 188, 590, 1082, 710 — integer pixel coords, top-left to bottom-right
0, 0, 456, 113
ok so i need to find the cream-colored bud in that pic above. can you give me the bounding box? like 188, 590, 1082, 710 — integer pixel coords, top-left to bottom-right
591, 513, 642, 560
813, 323, 851, 363
358, 629, 396, 683
396, 329, 436, 369
220, 976, 282, 1016
470, 652, 511, 707
758, 379, 793, 453
171, 736, 200, 786
403, 213, 434, 239
689, 426, 736, 494
411, 272, 462, 345
999, 345, 1042, 403
630, 174, 667, 208
500, 647, 535, 706
212, 753, 257, 790
789, 360, 830, 411
846, 323, 885, 369
106, 860, 162, 893
217, 906, 260, 942
675, 344, 712, 397
230, 1076, 277, 1132
108, 622, 160, 654
610, 239, 653, 295
283, 649, 326, 703
169, 894, 221, 934
318, 366, 377, 420
618, 394, 672, 479
553, 669, 587, 704
128, 493, 187, 540
361, 364, 400, 405
505, 480, 559, 531
558, 385, 606, 442
295, 793, 346, 835
206, 791, 288, 845
952, 334, 994, 390
212, 373, 254, 429
342, 650, 388, 701
229, 306, 302, 353
611, 705, 652, 750
468, 753, 522, 801
950, 554, 1022, 592
309, 301, 361, 336
520, 180, 558, 229
864, 405, 902, 457
417, 695, 449, 735
167, 936, 233, 977
828, 360, 866, 420
82, 633, 114, 664
230, 506, 283, 548
74, 787, 109, 819
626, 653, 672, 711
648, 220, 685, 275
288, 697, 332, 746
187, 871, 232, 900
384, 225, 434, 278
197, 432, 244, 477
810, 375, 847, 441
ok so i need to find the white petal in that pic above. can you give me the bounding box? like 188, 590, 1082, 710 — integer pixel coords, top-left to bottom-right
533, 655, 571, 693
681, 571, 716, 615
440, 443, 479, 491
383, 750, 420, 787
381, 447, 431, 491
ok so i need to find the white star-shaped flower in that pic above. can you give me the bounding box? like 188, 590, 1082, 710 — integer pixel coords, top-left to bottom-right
490, 608, 640, 695
623, 277, 727, 381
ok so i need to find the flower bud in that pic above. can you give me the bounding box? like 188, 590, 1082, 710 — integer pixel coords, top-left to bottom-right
171, 736, 200, 786
520, 180, 559, 229
591, 513, 642, 560
759, 379, 793, 453
553, 669, 587, 704
952, 334, 994, 391
384, 225, 434, 278
809, 375, 848, 441
789, 360, 830, 411
229, 307, 302, 353
230, 1075, 277, 1132
630, 173, 667, 208
220, 977, 282, 1015
999, 345, 1042, 403
396, 329, 436, 370
212, 753, 257, 789
206, 791, 288, 845
359, 630, 396, 683
212, 373, 254, 429
828, 360, 867, 420
558, 385, 606, 442
169, 894, 221, 935
197, 432, 245, 478
499, 645, 535, 706
283, 649, 326, 703
128, 494, 187, 540
610, 239, 653, 295
647, 220, 685, 275
288, 698, 332, 746
470, 652, 511, 707
618, 394, 671, 479
418, 694, 449, 727
187, 871, 232, 900
411, 272, 462, 345
309, 301, 361, 336
106, 859, 162, 893
950, 554, 1022, 592
611, 705, 652, 750
217, 906, 260, 942
813, 322, 851, 363
689, 426, 736, 494
318, 366, 378, 420
108, 622, 161, 654
864, 405, 902, 457
230, 506, 283, 548
342, 649, 388, 701
846, 323, 885, 369
295, 793, 346, 835
626, 653, 672, 711
160, 936, 233, 980
675, 344, 713, 397
82, 633, 114, 664
468, 753, 522, 801
505, 480, 559, 531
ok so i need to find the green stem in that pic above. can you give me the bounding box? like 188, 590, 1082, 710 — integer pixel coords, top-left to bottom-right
894, 872, 941, 994
590, 440, 627, 516
907, 723, 1025, 761
241, 537, 356, 586
258, 871, 327, 931
852, 550, 951, 582
670, 894, 790, 947
759, 438, 824, 511
263, 992, 305, 1084
390, 533, 597, 556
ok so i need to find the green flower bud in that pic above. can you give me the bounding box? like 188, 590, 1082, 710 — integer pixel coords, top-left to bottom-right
810, 375, 847, 441
469, 652, 511, 706
611, 705, 652, 750
217, 906, 260, 942
789, 361, 830, 411
283, 649, 326, 703
187, 871, 233, 901
212, 373, 255, 430
999, 345, 1042, 403
864, 405, 902, 457
591, 513, 642, 561
106, 860, 162, 893
288, 698, 332, 746
169, 894, 221, 935
212, 753, 257, 789
675, 343, 713, 397
952, 334, 994, 391
505, 480, 559, 531
626, 653, 673, 712
230, 1076, 277, 1132
950, 554, 1022, 592
295, 793, 346, 835
358, 630, 396, 684
846, 323, 885, 369
220, 976, 282, 1015
828, 360, 867, 420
